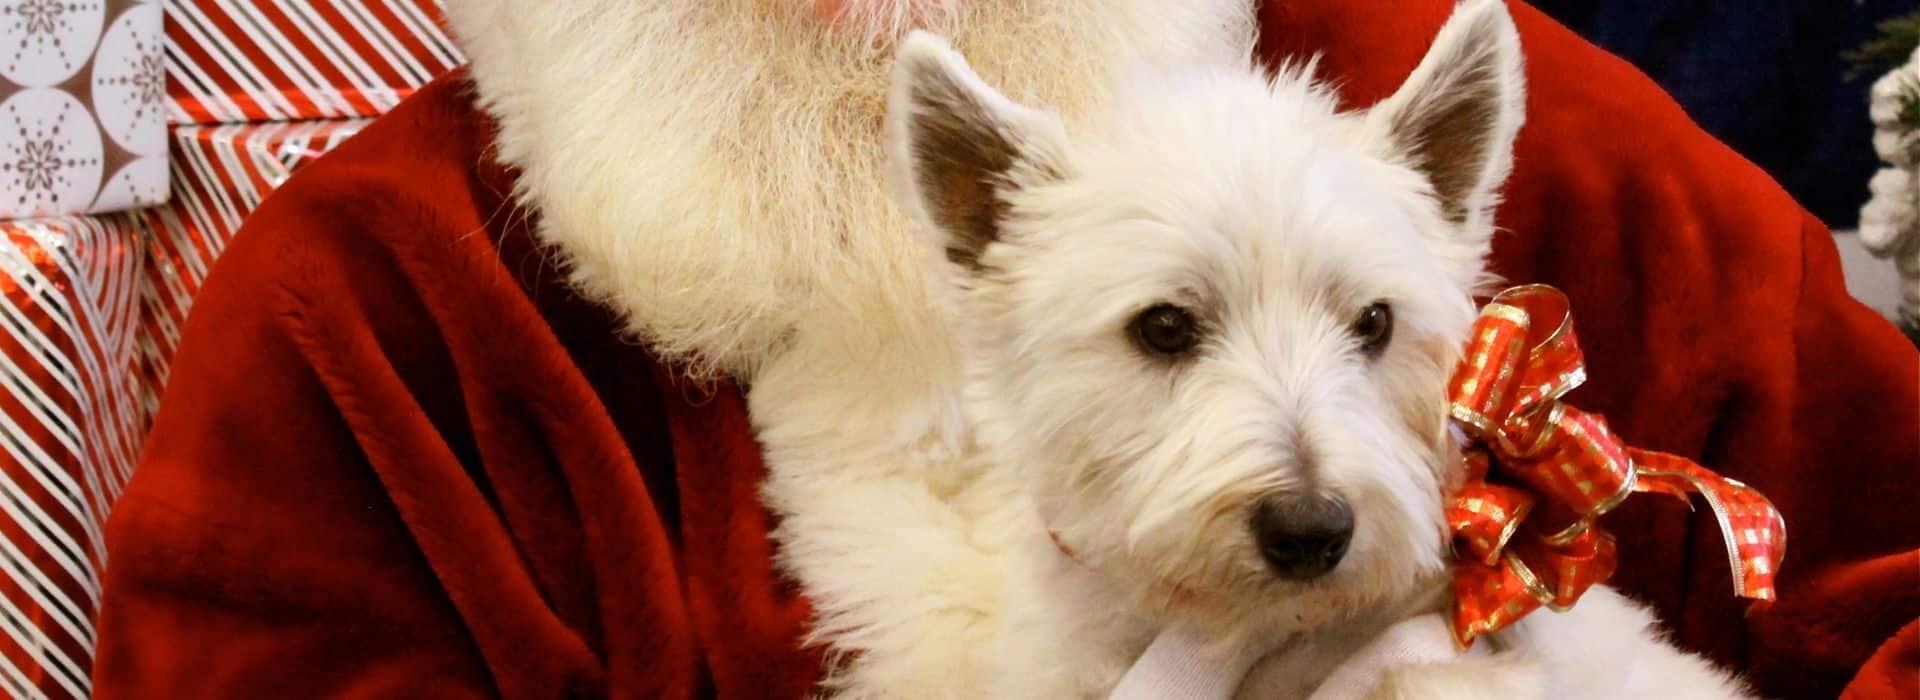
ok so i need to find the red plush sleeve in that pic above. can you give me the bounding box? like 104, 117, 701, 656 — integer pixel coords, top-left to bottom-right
1845, 619, 1920, 699
93, 73, 821, 699
90, 212, 502, 696
1259, 2, 1919, 697
1748, 213, 1920, 698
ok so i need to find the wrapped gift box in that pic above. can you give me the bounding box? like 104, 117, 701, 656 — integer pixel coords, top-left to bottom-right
0, 212, 143, 700
0, 0, 167, 218
165, 0, 461, 123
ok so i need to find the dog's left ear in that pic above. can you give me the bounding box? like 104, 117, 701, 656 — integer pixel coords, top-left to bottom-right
889, 31, 1069, 274
1364, 0, 1526, 234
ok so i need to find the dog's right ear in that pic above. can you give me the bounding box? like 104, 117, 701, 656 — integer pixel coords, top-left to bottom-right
1362, 0, 1525, 234
889, 31, 1068, 273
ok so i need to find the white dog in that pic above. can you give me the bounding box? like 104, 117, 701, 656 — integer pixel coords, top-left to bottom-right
876, 1, 1755, 697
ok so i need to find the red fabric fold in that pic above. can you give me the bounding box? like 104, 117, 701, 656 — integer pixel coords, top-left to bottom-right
93, 76, 817, 698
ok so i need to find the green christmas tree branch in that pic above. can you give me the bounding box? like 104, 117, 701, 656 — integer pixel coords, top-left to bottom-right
1846, 10, 1920, 81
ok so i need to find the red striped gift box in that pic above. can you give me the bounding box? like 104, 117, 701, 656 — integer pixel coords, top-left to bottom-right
0, 213, 144, 700
165, 0, 463, 123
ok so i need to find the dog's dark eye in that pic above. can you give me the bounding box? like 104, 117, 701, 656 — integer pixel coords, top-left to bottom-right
1352, 302, 1393, 355
1129, 304, 1199, 357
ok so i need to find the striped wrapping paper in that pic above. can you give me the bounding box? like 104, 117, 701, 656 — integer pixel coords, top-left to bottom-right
165, 0, 461, 123
136, 119, 369, 413
0, 213, 143, 700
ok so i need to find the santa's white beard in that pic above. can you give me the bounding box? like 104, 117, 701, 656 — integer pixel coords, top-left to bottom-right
448, 0, 1254, 381
806, 0, 960, 38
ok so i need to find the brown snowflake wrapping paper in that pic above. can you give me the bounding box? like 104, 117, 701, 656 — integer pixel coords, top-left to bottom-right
0, 0, 166, 218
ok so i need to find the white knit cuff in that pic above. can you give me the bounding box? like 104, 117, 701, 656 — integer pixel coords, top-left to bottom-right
1109, 619, 1268, 700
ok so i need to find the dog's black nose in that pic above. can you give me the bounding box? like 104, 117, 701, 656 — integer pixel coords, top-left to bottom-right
1252, 494, 1353, 581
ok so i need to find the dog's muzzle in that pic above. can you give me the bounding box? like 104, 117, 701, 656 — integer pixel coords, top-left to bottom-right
1251, 494, 1353, 581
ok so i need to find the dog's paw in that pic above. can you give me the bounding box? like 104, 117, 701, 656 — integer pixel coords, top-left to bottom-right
1361, 651, 1547, 700
1300, 613, 1544, 700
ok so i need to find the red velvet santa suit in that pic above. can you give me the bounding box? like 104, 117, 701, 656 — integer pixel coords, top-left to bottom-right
93, 1, 1917, 698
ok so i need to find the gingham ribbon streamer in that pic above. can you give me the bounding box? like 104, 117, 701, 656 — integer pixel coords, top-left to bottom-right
1444, 285, 1787, 648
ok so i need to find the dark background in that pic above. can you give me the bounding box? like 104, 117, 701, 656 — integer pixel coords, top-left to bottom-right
1534, 0, 1920, 229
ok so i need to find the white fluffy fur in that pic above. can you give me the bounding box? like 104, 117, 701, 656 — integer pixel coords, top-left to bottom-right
446, 0, 1749, 696
447, 0, 1252, 380
889, 1, 1751, 698
448, 0, 1253, 695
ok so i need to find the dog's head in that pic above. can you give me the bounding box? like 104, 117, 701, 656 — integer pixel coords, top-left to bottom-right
889, 0, 1524, 634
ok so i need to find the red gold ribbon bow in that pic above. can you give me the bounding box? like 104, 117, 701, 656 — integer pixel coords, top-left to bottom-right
1445, 285, 1787, 648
